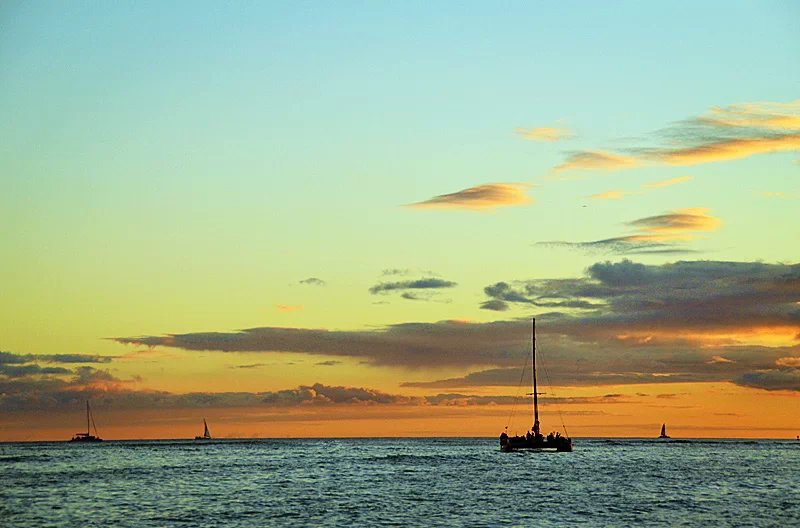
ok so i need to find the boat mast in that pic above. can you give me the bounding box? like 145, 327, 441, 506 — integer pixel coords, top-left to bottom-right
86, 401, 90, 436
532, 318, 540, 435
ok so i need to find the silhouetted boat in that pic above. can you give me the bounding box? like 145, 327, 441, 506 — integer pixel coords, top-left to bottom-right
70, 400, 103, 442
500, 318, 572, 452
658, 423, 670, 439
195, 418, 212, 440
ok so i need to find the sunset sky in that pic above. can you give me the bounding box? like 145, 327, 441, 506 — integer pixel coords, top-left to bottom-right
1, 2, 799, 441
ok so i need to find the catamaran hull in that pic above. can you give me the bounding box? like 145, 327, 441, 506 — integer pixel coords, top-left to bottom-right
501, 437, 572, 452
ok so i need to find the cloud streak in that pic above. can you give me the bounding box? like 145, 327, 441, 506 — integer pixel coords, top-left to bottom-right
369, 278, 457, 295
0, 351, 113, 365
0, 372, 584, 411
299, 277, 326, 286
407, 183, 531, 211
554, 100, 800, 171
554, 150, 639, 172
538, 208, 720, 255
514, 126, 575, 142
643, 176, 693, 189
276, 305, 304, 313
590, 190, 629, 201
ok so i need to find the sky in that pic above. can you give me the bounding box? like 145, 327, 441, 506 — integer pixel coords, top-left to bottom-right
1, 1, 798, 441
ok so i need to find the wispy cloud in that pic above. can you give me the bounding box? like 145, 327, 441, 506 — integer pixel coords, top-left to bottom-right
554, 150, 639, 172
407, 183, 531, 211
699, 101, 800, 130
539, 208, 720, 255
776, 357, 800, 368
590, 190, 629, 201
315, 360, 341, 367
299, 277, 326, 287
369, 278, 456, 295
644, 176, 693, 189
0, 375, 555, 411
0, 351, 112, 365
590, 176, 692, 203
554, 100, 800, 172
276, 304, 304, 313
0, 364, 72, 378
707, 355, 734, 364
514, 126, 575, 142
368, 277, 457, 302
653, 135, 800, 166
627, 208, 721, 242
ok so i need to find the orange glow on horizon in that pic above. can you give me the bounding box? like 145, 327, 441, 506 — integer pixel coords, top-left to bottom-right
2, 383, 797, 442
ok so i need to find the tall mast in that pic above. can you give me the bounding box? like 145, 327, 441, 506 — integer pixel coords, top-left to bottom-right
532, 318, 540, 435
86, 401, 90, 436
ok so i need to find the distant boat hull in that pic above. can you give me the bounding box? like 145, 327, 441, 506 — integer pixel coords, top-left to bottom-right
70, 401, 102, 442
194, 436, 212, 440
70, 434, 102, 442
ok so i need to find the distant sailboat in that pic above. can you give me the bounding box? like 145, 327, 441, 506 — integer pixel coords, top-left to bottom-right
70, 401, 103, 442
659, 423, 670, 439
195, 418, 212, 440
499, 318, 572, 452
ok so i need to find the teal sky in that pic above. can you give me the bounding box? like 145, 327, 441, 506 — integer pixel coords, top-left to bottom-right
1, 1, 799, 411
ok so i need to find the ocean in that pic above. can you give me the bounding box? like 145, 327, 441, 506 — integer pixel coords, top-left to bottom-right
1, 438, 798, 527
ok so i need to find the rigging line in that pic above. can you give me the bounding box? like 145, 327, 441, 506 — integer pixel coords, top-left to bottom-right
506, 351, 530, 433
539, 346, 570, 438
90, 405, 99, 436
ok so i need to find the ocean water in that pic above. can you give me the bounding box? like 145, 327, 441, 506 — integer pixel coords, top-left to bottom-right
1, 438, 798, 527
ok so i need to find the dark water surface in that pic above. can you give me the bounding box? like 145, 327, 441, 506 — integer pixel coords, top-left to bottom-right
1, 438, 798, 527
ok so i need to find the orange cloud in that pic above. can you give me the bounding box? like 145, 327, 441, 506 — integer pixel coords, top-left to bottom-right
537, 208, 721, 254
590, 190, 628, 201
644, 176, 693, 189
656, 135, 800, 166
552, 100, 800, 172
707, 355, 735, 364
554, 150, 639, 172
276, 304, 304, 313
700, 100, 800, 130
514, 126, 575, 142
407, 183, 531, 211
626, 207, 721, 242
776, 357, 800, 368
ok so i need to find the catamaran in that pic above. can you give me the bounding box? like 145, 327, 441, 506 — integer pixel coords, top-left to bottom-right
195, 418, 212, 440
658, 423, 670, 439
70, 400, 103, 442
500, 318, 572, 452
